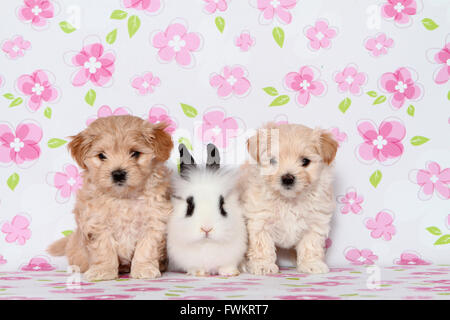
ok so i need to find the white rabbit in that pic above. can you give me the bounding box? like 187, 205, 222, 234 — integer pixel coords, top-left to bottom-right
167, 143, 247, 276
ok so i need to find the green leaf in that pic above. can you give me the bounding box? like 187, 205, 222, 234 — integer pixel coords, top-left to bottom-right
44, 107, 52, 119
62, 230, 73, 237
366, 91, 377, 97
272, 27, 285, 48
338, 97, 351, 114
7, 173, 19, 191
84, 89, 96, 106
3, 93, 14, 100
59, 21, 76, 33
106, 29, 118, 44
178, 137, 193, 151
407, 105, 415, 117
180, 103, 198, 118
410, 136, 430, 146
421, 18, 439, 31
127, 15, 141, 38
269, 95, 290, 106
447, 90, 450, 101
47, 138, 67, 148
426, 226, 442, 236
9, 97, 23, 108
215, 16, 225, 33
263, 87, 279, 96
434, 234, 450, 245
372, 95, 386, 105
110, 10, 128, 20
370, 170, 382, 188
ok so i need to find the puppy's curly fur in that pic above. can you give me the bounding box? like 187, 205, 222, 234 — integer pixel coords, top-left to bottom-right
239, 122, 338, 275
48, 115, 173, 281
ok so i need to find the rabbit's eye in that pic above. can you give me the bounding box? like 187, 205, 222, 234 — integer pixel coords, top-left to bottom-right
186, 196, 195, 217
219, 195, 227, 217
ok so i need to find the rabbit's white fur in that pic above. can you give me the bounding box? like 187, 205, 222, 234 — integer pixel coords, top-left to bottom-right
167, 168, 247, 276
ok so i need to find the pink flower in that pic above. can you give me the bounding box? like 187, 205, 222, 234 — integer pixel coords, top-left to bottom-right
365, 210, 396, 241
124, 287, 164, 292
235, 31, 254, 51
86, 105, 130, 126
304, 19, 337, 51
394, 252, 430, 265
337, 189, 364, 214
1, 215, 31, 245
334, 65, 367, 95
356, 118, 405, 165
147, 105, 177, 134
20, 257, 55, 271
345, 248, 378, 265
78, 294, 134, 300
195, 286, 247, 292
329, 127, 347, 146
365, 33, 394, 57
2, 36, 31, 59
47, 164, 83, 203
285, 66, 325, 106
381, 0, 417, 25
17, 70, 59, 111
379, 67, 422, 109
432, 42, 450, 84
276, 294, 340, 300
410, 161, 450, 200
197, 109, 239, 149
305, 281, 350, 287
0, 255, 7, 265
256, 0, 297, 24
152, 22, 202, 67
71, 42, 115, 87
0, 121, 42, 166
274, 114, 288, 125
18, 0, 55, 28
204, 0, 228, 14
170, 295, 217, 300
408, 286, 450, 292
324, 238, 332, 249
131, 72, 160, 95
50, 288, 105, 294
123, 0, 161, 13
210, 65, 251, 98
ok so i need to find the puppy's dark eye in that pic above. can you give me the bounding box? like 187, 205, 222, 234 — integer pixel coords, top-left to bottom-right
270, 158, 277, 165
219, 195, 227, 217
131, 151, 141, 159
98, 153, 106, 161
186, 196, 195, 217
301, 158, 311, 167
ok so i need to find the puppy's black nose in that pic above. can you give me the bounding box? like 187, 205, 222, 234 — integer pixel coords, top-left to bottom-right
111, 169, 127, 184
281, 174, 295, 187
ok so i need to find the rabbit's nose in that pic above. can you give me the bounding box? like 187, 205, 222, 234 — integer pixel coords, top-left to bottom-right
201, 227, 213, 235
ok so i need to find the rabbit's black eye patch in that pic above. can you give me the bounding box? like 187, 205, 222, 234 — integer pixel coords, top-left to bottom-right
186, 196, 195, 217
219, 195, 227, 217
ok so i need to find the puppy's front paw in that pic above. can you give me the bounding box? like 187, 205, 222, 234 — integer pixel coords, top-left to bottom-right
297, 260, 329, 274
218, 266, 240, 277
130, 264, 161, 279
246, 260, 279, 275
84, 267, 118, 282
187, 269, 209, 277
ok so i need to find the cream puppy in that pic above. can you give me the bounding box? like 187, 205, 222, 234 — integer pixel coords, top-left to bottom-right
239, 122, 338, 275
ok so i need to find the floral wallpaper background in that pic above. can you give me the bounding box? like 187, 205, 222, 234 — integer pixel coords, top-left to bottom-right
0, 0, 449, 272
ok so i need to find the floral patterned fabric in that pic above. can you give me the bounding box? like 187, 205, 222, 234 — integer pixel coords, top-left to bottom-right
0, 0, 449, 277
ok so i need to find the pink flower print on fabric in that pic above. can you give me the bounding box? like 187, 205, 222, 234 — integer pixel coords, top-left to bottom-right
356, 118, 405, 165
337, 188, 363, 215
304, 19, 337, 51
2, 36, 31, 59
0, 255, 7, 265
1, 215, 31, 245
379, 67, 422, 109
235, 31, 255, 52
329, 127, 347, 146
394, 251, 431, 265
284, 66, 325, 106
210, 65, 251, 98
17, 70, 59, 112
21, 257, 55, 271
147, 105, 177, 134
256, 0, 298, 25
365, 210, 396, 241
365, 33, 394, 57
345, 248, 378, 265
431, 40, 450, 85
17, 0, 55, 29
381, 0, 417, 26
122, 0, 162, 14
47, 164, 83, 203
86, 105, 130, 126
131, 72, 160, 95
334, 65, 367, 96
204, 0, 228, 14
197, 109, 239, 149
0, 121, 42, 166
409, 161, 450, 200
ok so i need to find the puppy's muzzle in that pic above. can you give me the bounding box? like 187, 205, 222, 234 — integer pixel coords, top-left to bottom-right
111, 169, 127, 185
281, 173, 295, 189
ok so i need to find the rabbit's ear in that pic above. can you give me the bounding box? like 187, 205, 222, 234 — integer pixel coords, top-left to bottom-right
206, 143, 220, 171
179, 143, 196, 177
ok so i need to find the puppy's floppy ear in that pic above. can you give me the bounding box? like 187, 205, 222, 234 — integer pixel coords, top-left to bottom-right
143, 122, 173, 162
68, 130, 93, 170
319, 131, 338, 165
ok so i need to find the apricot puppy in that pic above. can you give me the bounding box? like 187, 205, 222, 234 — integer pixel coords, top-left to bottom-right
48, 115, 173, 281
239, 123, 338, 275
